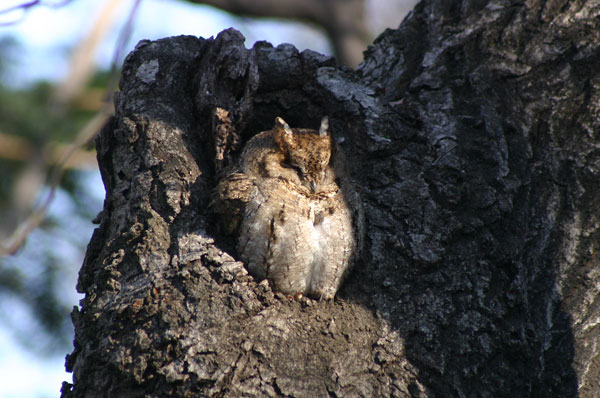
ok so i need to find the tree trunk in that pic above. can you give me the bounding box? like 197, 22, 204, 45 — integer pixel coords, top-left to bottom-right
62, 1, 600, 397
184, 0, 370, 67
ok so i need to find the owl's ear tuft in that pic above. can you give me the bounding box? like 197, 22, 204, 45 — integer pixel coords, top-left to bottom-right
275, 117, 293, 136
319, 116, 329, 137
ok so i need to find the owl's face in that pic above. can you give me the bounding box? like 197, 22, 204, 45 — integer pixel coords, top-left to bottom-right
274, 117, 332, 191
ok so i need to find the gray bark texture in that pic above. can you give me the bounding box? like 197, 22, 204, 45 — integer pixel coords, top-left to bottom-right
62, 1, 600, 397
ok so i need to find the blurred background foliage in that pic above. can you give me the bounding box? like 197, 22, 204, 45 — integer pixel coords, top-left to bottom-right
0, 0, 416, 395
0, 41, 105, 355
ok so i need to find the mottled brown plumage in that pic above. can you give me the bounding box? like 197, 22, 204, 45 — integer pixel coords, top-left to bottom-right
213, 117, 363, 299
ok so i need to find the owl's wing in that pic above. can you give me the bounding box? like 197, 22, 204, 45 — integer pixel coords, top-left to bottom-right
307, 191, 356, 300
211, 172, 254, 235
236, 180, 272, 280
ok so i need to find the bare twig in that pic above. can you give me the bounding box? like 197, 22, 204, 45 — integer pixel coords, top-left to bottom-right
106, 0, 142, 97
0, 0, 73, 26
0, 131, 98, 169
0, 0, 142, 256
0, 106, 111, 256
52, 0, 126, 106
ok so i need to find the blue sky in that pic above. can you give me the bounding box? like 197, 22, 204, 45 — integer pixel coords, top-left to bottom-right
0, 1, 332, 396
1, 0, 332, 88
0, 168, 106, 398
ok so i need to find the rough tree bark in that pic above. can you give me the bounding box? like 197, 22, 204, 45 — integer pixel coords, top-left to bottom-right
184, 0, 370, 67
62, 1, 600, 397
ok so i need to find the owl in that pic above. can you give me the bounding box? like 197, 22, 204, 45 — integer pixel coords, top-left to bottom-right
213, 116, 363, 300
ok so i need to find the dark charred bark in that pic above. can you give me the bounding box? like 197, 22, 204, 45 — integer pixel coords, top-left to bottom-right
184, 0, 370, 67
62, 1, 600, 397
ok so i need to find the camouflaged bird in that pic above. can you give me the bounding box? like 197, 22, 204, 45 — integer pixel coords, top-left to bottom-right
213, 116, 363, 300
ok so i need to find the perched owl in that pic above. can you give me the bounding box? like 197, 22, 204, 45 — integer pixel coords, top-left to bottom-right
213, 117, 363, 300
